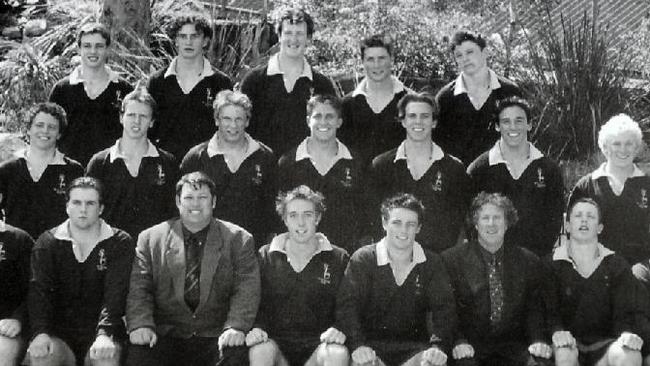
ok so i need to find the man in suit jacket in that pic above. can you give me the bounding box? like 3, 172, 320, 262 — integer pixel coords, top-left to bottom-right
125, 171, 261, 366
441, 192, 552, 366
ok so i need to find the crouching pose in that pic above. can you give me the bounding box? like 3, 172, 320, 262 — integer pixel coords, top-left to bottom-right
547, 198, 645, 366
337, 193, 457, 366
247, 185, 349, 366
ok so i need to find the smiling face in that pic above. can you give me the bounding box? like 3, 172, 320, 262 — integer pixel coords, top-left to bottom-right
382, 207, 421, 251
28, 112, 60, 151
603, 131, 640, 169
121, 101, 153, 140
279, 20, 309, 59
453, 40, 488, 76
176, 183, 215, 229
175, 23, 208, 60
284, 198, 320, 245
362, 46, 392, 83
567, 201, 602, 243
401, 101, 436, 142
79, 33, 109, 69
308, 102, 342, 143
475, 203, 507, 251
66, 187, 103, 231
497, 105, 531, 149
216, 104, 249, 144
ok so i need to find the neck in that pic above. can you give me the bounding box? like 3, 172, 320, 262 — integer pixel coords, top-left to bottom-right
478, 239, 503, 254
69, 221, 102, 243
216, 134, 248, 152
28, 145, 57, 159
605, 162, 634, 179
183, 220, 210, 233
119, 136, 149, 154
278, 52, 304, 73
386, 242, 413, 264
499, 140, 530, 161
366, 76, 394, 92
568, 239, 599, 258
462, 67, 490, 87
405, 139, 433, 153
307, 137, 338, 155
287, 235, 319, 256
81, 64, 108, 81
176, 56, 204, 74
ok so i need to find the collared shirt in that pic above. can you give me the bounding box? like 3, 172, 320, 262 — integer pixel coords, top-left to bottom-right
206, 133, 261, 159
351, 75, 406, 97
477, 242, 505, 268
393, 140, 445, 180
591, 162, 645, 196
376, 238, 427, 285
69, 65, 121, 99
453, 68, 502, 96
266, 53, 313, 81
488, 141, 544, 179
295, 138, 352, 176
164, 57, 215, 94
15, 149, 67, 166
53, 219, 115, 262
108, 139, 160, 163
269, 232, 333, 272
553, 241, 615, 277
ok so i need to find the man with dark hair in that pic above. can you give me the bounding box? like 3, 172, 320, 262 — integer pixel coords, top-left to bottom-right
340, 33, 409, 166
87, 87, 179, 239
435, 30, 522, 166
337, 192, 457, 366
148, 14, 233, 161
27, 176, 134, 366
441, 192, 552, 366
240, 7, 335, 156
125, 171, 260, 366
467, 96, 564, 258
50, 22, 133, 166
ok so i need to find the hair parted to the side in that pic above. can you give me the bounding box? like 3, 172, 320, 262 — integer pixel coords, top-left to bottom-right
275, 185, 326, 219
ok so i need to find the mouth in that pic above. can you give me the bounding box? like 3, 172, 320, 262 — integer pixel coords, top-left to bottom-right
131, 127, 141, 132
578, 225, 590, 231
507, 132, 520, 137
37, 135, 52, 141
316, 127, 330, 132
87, 56, 99, 62
411, 127, 425, 132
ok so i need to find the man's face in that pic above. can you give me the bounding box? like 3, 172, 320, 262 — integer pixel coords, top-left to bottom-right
566, 202, 602, 243
28, 112, 60, 150
497, 105, 531, 149
121, 101, 153, 140
175, 23, 209, 60
279, 21, 309, 59
475, 203, 507, 250
284, 198, 320, 244
66, 188, 103, 231
362, 46, 392, 83
382, 207, 421, 251
216, 104, 249, 144
603, 131, 639, 169
401, 101, 436, 142
307, 102, 341, 143
453, 40, 487, 76
79, 33, 109, 69
176, 183, 215, 228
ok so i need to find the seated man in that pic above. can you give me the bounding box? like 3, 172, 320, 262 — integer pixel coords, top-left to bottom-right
125, 171, 260, 366
337, 193, 456, 366
87, 87, 179, 239
441, 192, 552, 366
247, 185, 349, 366
277, 94, 365, 252
180, 90, 277, 247
0, 223, 34, 366
27, 177, 135, 366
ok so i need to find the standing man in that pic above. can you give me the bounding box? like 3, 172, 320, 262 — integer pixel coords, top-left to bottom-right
148, 14, 233, 161
180, 90, 277, 247
50, 23, 133, 167
435, 30, 522, 166
87, 87, 179, 240
125, 171, 260, 366
0, 224, 34, 366
27, 177, 134, 366
336, 193, 457, 366
240, 7, 335, 157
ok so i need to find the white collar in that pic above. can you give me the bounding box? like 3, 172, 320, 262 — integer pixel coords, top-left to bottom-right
453, 68, 501, 96
591, 162, 645, 179
53, 219, 114, 242
352, 75, 405, 97
108, 139, 160, 163
207, 133, 260, 158
295, 138, 352, 162
376, 238, 427, 266
393, 141, 444, 163
266, 53, 313, 80
164, 57, 215, 79
16, 149, 67, 165
488, 141, 544, 165
553, 241, 614, 269
268, 232, 333, 254
69, 65, 120, 85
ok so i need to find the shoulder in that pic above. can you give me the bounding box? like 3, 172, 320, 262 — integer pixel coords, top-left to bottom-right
156, 147, 178, 165
0, 156, 21, 171
51, 77, 73, 91
441, 241, 470, 263
466, 152, 490, 174
241, 65, 268, 84
278, 148, 298, 167
0, 224, 34, 247
496, 74, 520, 90
510, 245, 542, 265
63, 156, 84, 171
371, 148, 398, 169
440, 154, 467, 172
147, 68, 167, 89
183, 142, 209, 159
349, 244, 377, 264
34, 230, 59, 250
88, 148, 111, 166
435, 80, 456, 100
254, 141, 276, 159
208, 68, 233, 86
214, 218, 254, 243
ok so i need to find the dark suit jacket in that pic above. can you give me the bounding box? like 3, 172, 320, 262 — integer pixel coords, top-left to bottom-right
441, 241, 546, 350
126, 218, 260, 338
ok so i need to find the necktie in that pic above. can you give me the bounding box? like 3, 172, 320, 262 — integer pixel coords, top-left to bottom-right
184, 235, 201, 311
487, 256, 503, 326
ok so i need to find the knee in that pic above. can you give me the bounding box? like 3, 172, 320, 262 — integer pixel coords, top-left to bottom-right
0, 335, 22, 366
554, 347, 578, 366
249, 339, 280, 364
608, 342, 642, 366
317, 343, 349, 364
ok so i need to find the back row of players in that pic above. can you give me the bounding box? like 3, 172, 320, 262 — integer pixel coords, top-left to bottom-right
0, 6, 649, 366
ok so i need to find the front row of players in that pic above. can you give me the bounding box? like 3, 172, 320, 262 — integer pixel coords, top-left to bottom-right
0, 171, 648, 366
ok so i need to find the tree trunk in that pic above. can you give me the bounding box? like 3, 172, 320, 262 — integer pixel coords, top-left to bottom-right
101, 0, 151, 50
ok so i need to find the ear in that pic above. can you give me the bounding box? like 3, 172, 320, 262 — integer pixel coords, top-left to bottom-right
432, 119, 438, 129
99, 204, 105, 216
597, 223, 604, 235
